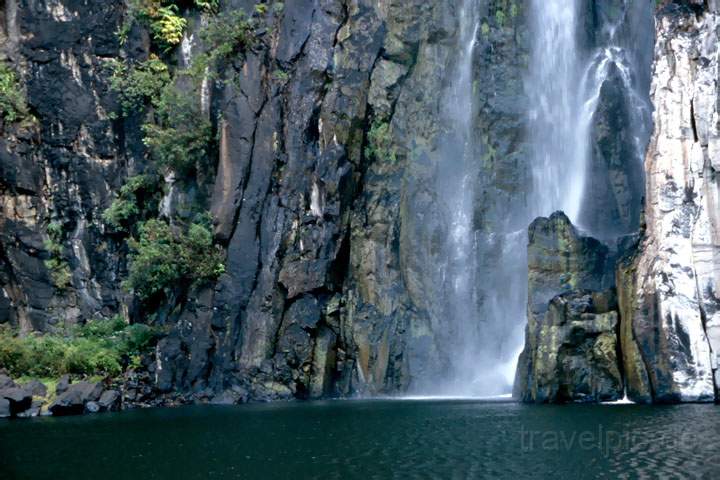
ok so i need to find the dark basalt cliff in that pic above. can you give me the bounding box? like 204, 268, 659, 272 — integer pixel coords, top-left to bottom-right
0, 0, 532, 404
1, 0, 719, 410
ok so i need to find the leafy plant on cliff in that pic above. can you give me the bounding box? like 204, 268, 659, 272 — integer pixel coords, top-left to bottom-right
495, 9, 506, 27
0, 62, 27, 124
365, 120, 397, 164
187, 9, 257, 82
0, 318, 160, 379
129, 0, 187, 52
108, 56, 170, 116
44, 222, 72, 291
194, 0, 219, 12
125, 216, 225, 302
102, 174, 162, 233
142, 83, 212, 174
123, 0, 220, 52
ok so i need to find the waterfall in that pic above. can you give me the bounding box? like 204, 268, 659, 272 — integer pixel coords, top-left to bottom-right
527, 0, 652, 235
526, 2, 586, 222
432, 0, 653, 397
432, 0, 483, 396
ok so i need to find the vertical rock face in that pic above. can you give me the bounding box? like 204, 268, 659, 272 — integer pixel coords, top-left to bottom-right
525, 212, 614, 320
579, 0, 653, 239
618, 1, 720, 403
515, 212, 622, 403
0, 0, 536, 402
516, 290, 623, 403
5, 0, 718, 406
0, 0, 128, 333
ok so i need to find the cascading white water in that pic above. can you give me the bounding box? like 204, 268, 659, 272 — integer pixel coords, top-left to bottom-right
527, 0, 652, 233
435, 0, 652, 397
527, 2, 587, 222
433, 0, 485, 396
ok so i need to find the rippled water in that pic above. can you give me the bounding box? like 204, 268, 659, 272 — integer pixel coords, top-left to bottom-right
1, 400, 719, 479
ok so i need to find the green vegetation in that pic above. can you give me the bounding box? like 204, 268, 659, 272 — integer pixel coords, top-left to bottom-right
365, 120, 397, 164
0, 317, 160, 379
189, 9, 257, 81
496, 9, 506, 27
123, 0, 220, 52
194, 0, 219, 13
272, 69, 289, 82
125, 216, 225, 301
108, 55, 170, 116
111, 4, 263, 174
44, 222, 72, 291
103, 174, 162, 233
0, 61, 27, 123
150, 4, 187, 50
130, 0, 187, 52
142, 83, 212, 173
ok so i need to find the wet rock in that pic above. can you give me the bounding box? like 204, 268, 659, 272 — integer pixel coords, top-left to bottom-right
0, 374, 16, 390
210, 390, 243, 405
617, 3, 720, 403
97, 390, 120, 412
0, 387, 33, 416
22, 380, 47, 397
0, 0, 128, 332
84, 401, 100, 414
0, 0, 688, 406
17, 400, 44, 418
526, 211, 614, 320
0, 398, 10, 418
310, 326, 338, 399
55, 375, 71, 396
516, 212, 620, 403
515, 291, 623, 403
49, 382, 103, 416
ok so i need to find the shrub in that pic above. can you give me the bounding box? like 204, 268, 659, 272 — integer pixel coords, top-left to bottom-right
194, 0, 218, 12
125, 1, 218, 52
150, 5, 187, 50
102, 174, 161, 233
130, 0, 187, 52
125, 217, 225, 301
200, 9, 255, 58
108, 56, 170, 116
44, 222, 72, 290
0, 61, 27, 123
125, 219, 183, 300
142, 83, 212, 173
365, 120, 397, 164
0, 318, 160, 379
496, 9, 506, 27
187, 9, 257, 81
74, 315, 127, 338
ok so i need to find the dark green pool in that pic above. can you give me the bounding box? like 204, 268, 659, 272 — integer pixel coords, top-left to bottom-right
1, 399, 719, 479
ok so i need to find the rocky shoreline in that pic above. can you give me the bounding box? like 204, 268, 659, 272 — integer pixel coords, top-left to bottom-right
1, 0, 719, 407
0, 373, 120, 418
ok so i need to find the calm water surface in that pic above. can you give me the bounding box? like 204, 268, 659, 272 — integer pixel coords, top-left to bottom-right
1, 399, 719, 479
